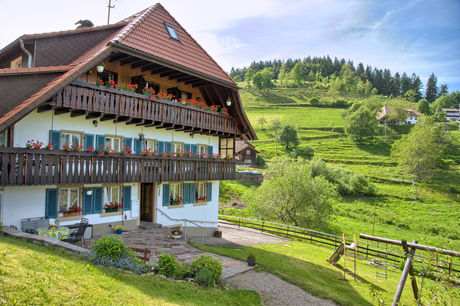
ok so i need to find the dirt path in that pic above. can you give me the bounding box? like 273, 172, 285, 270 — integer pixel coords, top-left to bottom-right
228, 271, 336, 306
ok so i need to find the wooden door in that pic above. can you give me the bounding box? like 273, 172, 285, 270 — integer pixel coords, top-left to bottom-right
140, 183, 154, 222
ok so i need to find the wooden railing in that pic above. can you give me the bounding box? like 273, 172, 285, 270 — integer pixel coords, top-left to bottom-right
48, 81, 239, 135
0, 148, 236, 186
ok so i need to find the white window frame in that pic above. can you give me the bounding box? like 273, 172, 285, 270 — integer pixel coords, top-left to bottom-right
195, 182, 206, 202
10, 56, 22, 68
105, 135, 123, 153
61, 131, 83, 149
197, 144, 207, 155
172, 142, 183, 153
169, 183, 182, 205
143, 139, 156, 152
58, 187, 81, 214
103, 185, 121, 204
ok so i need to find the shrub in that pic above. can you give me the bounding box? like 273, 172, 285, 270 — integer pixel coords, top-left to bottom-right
176, 263, 193, 280
155, 252, 180, 278
91, 235, 128, 260
190, 255, 222, 286
290, 146, 315, 159
256, 155, 266, 167
309, 97, 320, 105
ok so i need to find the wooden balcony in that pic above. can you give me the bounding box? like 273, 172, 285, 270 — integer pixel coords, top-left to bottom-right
41, 81, 239, 136
0, 148, 236, 186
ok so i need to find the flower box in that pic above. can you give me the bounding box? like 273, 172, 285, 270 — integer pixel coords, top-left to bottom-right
105, 207, 119, 213
63, 212, 79, 217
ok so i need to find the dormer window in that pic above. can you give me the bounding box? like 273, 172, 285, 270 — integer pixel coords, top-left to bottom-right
165, 22, 179, 41
10, 56, 22, 69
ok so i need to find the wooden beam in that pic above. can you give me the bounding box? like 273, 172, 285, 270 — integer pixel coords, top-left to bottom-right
54, 108, 69, 115
392, 240, 417, 306
150, 67, 172, 75
192, 81, 209, 88
176, 76, 197, 83
70, 110, 87, 117
168, 72, 188, 80
159, 70, 179, 78
131, 59, 149, 69
401, 240, 419, 301
100, 114, 117, 121
109, 53, 129, 63
125, 118, 143, 125
120, 56, 138, 66
37, 104, 53, 113
86, 112, 101, 119
141, 64, 161, 72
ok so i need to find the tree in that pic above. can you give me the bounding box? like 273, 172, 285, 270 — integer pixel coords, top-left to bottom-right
271, 118, 281, 134
400, 72, 411, 95
257, 117, 267, 130
438, 84, 448, 97
417, 99, 430, 115
411, 74, 423, 101
425, 73, 438, 103
291, 62, 305, 86
402, 89, 418, 103
244, 157, 337, 227
392, 72, 401, 96
280, 125, 299, 151
244, 68, 255, 84
345, 107, 378, 143
233, 75, 242, 82
392, 116, 447, 178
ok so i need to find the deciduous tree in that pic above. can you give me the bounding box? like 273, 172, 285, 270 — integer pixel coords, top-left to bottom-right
280, 125, 299, 151
345, 107, 378, 143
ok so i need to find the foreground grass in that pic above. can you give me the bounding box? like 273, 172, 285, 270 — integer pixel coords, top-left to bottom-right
194, 241, 459, 306
0, 235, 260, 305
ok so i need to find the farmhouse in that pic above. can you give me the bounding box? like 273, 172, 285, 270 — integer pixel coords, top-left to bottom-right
377, 106, 422, 125
0, 4, 255, 236
235, 140, 259, 166
442, 108, 460, 122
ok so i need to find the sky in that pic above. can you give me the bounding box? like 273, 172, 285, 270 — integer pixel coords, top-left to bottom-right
1, 0, 459, 91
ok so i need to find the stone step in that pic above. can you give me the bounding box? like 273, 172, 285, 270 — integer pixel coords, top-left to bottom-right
138, 222, 162, 230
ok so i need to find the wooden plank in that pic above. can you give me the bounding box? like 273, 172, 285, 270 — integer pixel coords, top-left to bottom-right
392, 240, 417, 306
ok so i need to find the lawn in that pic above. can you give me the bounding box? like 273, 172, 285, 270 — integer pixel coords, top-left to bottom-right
0, 234, 260, 305
194, 241, 460, 306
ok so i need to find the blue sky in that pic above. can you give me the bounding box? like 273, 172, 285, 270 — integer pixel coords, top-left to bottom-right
1, 0, 459, 91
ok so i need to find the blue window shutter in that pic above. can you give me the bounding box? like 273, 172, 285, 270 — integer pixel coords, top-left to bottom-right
162, 184, 170, 206
165, 142, 172, 153
84, 134, 94, 150
49, 130, 61, 149
184, 143, 191, 153
157, 141, 164, 153
124, 137, 133, 150
82, 188, 93, 215
207, 182, 212, 202
191, 144, 197, 154
93, 187, 103, 213
123, 186, 132, 211
190, 183, 196, 203
134, 139, 142, 154
96, 135, 105, 151
45, 189, 58, 218
207, 145, 213, 156
183, 183, 190, 204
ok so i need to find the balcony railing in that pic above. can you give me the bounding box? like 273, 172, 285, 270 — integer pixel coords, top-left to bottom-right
46, 81, 239, 135
0, 148, 236, 186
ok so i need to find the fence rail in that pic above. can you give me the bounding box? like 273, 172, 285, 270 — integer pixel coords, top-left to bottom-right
48, 81, 239, 136
0, 147, 236, 186
218, 215, 460, 274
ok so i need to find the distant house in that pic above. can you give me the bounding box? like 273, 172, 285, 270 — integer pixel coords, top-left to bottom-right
442, 108, 460, 122
377, 106, 422, 125
235, 141, 259, 166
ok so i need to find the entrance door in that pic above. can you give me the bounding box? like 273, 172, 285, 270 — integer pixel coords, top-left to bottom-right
140, 183, 155, 222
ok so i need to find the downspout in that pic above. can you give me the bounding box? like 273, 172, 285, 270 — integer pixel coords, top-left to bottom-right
19, 37, 33, 68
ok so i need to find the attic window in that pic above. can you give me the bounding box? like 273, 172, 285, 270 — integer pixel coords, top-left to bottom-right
165, 23, 179, 41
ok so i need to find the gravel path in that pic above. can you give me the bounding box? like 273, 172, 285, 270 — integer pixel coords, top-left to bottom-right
228, 271, 336, 306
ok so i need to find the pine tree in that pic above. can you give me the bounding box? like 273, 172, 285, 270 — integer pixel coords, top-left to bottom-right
392, 72, 401, 96
401, 72, 411, 95
411, 73, 423, 101
383, 69, 392, 96
439, 84, 448, 97
425, 73, 438, 103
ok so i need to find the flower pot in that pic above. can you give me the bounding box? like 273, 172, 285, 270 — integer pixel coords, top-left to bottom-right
247, 257, 256, 266
97, 65, 104, 73
172, 234, 182, 239
105, 207, 119, 213
63, 212, 78, 217
214, 231, 222, 238
116, 229, 123, 235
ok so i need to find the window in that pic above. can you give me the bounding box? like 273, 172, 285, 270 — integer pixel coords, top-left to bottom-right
145, 82, 160, 95
165, 22, 180, 41
169, 183, 182, 205
106, 136, 123, 152
143, 139, 156, 152
0, 130, 8, 147
172, 142, 183, 153
103, 185, 121, 203
181, 91, 192, 100
58, 188, 81, 215
220, 138, 234, 157
10, 56, 22, 68
246, 149, 251, 156
196, 182, 206, 202
97, 70, 118, 85
61, 131, 82, 149
197, 144, 207, 155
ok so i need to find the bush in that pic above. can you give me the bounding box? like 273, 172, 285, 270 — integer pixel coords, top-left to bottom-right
190, 255, 222, 286
90, 235, 149, 274
309, 97, 320, 105
155, 252, 180, 278
256, 155, 266, 167
290, 146, 315, 159
221, 207, 250, 217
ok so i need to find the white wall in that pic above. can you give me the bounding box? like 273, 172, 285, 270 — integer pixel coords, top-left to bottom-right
156, 181, 219, 228
14, 110, 219, 151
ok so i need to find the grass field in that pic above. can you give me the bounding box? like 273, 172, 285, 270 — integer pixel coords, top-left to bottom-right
0, 235, 260, 305
194, 240, 459, 306
231, 87, 460, 252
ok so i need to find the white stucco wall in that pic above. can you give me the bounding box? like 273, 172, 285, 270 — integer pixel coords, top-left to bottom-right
13, 110, 219, 152
156, 181, 219, 228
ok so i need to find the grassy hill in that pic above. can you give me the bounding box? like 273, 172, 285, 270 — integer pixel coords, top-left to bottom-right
233, 86, 460, 251
0, 234, 260, 305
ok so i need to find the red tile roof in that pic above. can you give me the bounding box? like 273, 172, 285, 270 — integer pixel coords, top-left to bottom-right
112, 4, 235, 86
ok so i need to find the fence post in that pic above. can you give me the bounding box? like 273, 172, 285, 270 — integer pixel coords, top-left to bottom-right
286, 226, 289, 238
261, 221, 264, 233
238, 217, 241, 229
310, 231, 312, 243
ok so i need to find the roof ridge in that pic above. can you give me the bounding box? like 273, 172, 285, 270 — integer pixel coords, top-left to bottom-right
111, 4, 159, 43
160, 5, 235, 85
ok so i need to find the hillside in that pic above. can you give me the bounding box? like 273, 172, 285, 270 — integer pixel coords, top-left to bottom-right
229, 85, 460, 251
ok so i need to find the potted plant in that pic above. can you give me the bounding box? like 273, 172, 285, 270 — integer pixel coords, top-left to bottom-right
214, 227, 222, 238
63, 204, 81, 217
247, 253, 256, 266
96, 62, 105, 73
113, 225, 124, 235
138, 132, 145, 141
171, 196, 183, 206
104, 202, 123, 213
171, 229, 183, 239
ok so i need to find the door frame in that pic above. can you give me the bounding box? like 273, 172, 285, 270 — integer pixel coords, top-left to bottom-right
140, 183, 156, 223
